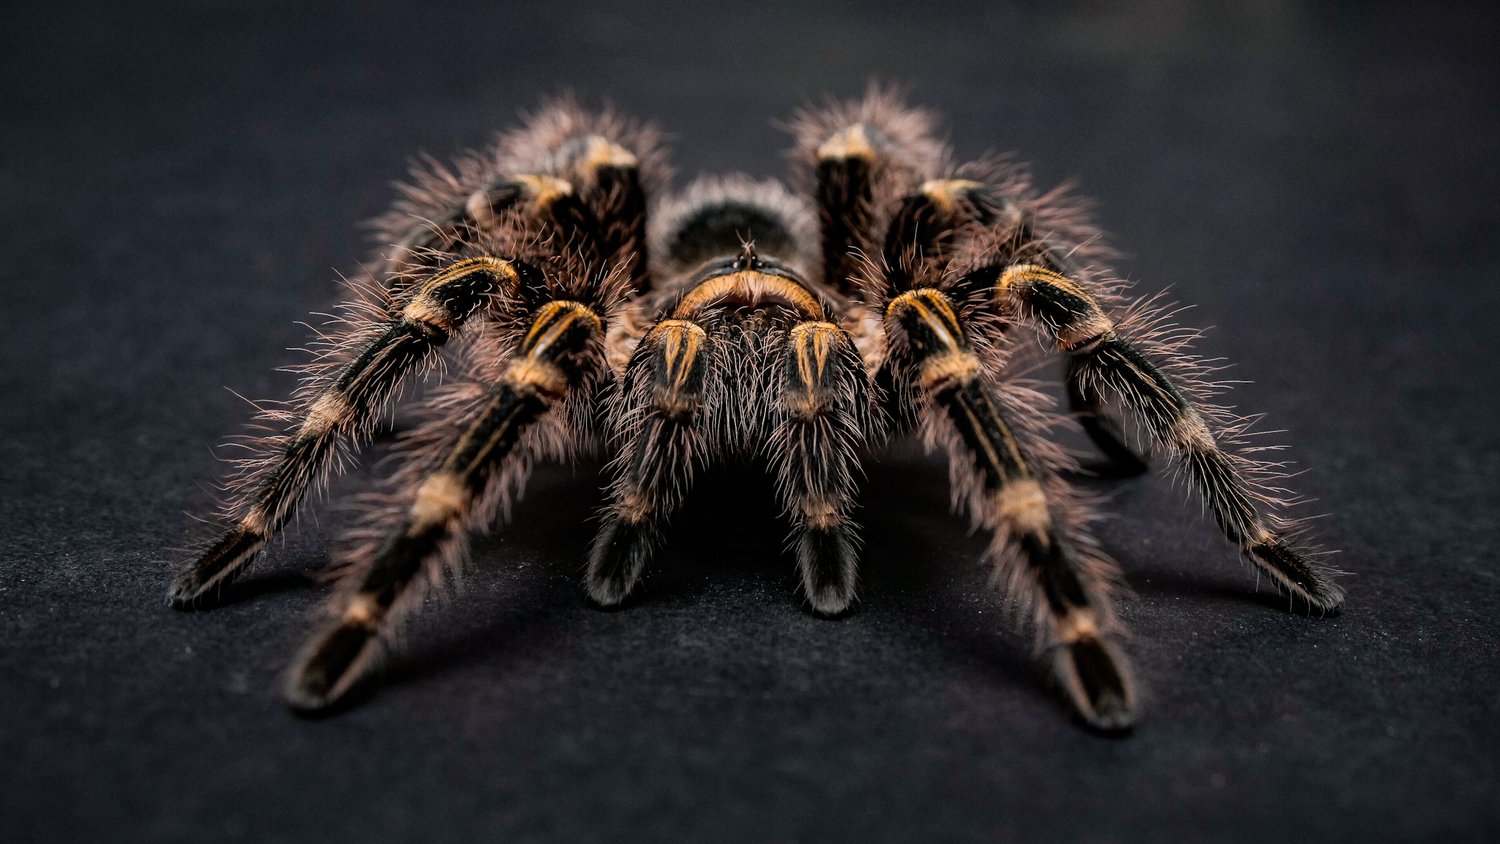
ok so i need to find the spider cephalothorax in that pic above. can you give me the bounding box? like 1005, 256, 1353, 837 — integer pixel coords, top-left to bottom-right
168, 89, 1343, 731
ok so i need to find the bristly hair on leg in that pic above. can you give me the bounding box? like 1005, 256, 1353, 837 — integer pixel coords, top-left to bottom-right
789, 82, 950, 293
287, 233, 628, 710
1103, 288, 1345, 607
874, 252, 1137, 730
170, 236, 531, 608
787, 81, 949, 189
169, 93, 669, 609
372, 94, 669, 288
946, 222, 1344, 612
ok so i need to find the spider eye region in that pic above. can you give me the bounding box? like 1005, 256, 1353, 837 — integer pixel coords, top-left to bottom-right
674, 265, 824, 322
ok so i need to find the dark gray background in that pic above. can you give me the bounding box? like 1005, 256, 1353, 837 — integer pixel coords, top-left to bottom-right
3, 1, 1497, 841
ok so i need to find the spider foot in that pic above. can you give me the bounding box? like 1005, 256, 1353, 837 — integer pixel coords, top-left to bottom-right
1251, 540, 1345, 615
796, 526, 858, 617
1055, 637, 1138, 734
585, 517, 652, 609
284, 621, 380, 713
166, 526, 263, 610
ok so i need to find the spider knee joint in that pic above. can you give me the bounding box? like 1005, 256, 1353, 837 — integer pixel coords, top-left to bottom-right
1060, 608, 1102, 645
407, 472, 468, 534
817, 123, 877, 163
503, 358, 570, 399
919, 179, 984, 214
995, 478, 1051, 538
504, 300, 603, 398
512, 174, 575, 213
400, 298, 457, 338
884, 289, 967, 358
1057, 319, 1116, 353
799, 497, 844, 530
616, 489, 655, 526
917, 350, 981, 394
578, 135, 639, 173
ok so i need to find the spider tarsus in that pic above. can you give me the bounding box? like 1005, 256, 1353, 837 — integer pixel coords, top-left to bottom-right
795, 525, 858, 617
585, 517, 652, 608
805, 589, 856, 619
165, 573, 215, 610
1057, 637, 1138, 734
167, 525, 263, 609
1251, 540, 1345, 615
284, 623, 378, 713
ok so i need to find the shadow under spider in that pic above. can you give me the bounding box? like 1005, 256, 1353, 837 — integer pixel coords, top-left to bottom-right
284, 450, 1305, 714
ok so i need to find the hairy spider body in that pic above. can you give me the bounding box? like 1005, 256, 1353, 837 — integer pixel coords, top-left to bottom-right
169, 90, 1343, 731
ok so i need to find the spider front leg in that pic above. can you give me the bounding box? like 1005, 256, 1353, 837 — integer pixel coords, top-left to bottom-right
286, 298, 604, 710
168, 256, 535, 607
988, 263, 1344, 611
771, 321, 871, 615
886, 288, 1136, 730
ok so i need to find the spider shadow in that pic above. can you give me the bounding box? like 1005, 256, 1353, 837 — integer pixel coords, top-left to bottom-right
851, 453, 1061, 708
216, 569, 322, 604
370, 567, 584, 701
169, 566, 324, 612
289, 451, 1184, 717
358, 464, 605, 700
1125, 564, 1343, 616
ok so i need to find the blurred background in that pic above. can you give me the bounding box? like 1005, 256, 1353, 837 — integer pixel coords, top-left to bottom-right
2, 2, 1497, 841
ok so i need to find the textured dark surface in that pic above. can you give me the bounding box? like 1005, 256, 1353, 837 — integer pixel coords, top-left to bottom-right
3, 2, 1498, 841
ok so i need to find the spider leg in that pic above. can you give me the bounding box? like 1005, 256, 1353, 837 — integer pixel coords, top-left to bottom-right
812, 125, 880, 296
168, 257, 537, 608
1065, 355, 1152, 476
380, 98, 661, 290
585, 318, 709, 607
885, 177, 1151, 475
382, 174, 599, 282
285, 298, 604, 710
793, 87, 943, 299
771, 320, 871, 615
886, 288, 1136, 730
572, 136, 652, 290
986, 262, 1343, 611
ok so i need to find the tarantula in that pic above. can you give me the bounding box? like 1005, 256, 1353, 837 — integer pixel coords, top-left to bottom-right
167, 89, 1344, 731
